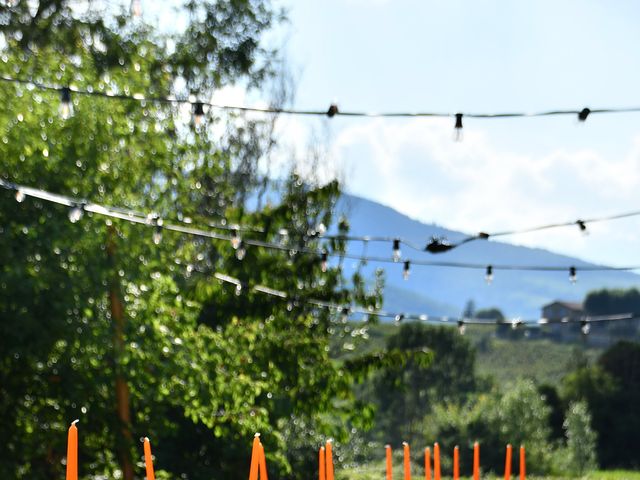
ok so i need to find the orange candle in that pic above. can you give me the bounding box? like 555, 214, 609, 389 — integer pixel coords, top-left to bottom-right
424, 447, 431, 480
319, 447, 326, 480
249, 433, 261, 480
385, 444, 393, 480
66, 420, 79, 480
258, 441, 269, 480
403, 442, 411, 480
473, 442, 480, 480
504, 444, 512, 480
519, 446, 526, 480
325, 440, 334, 480
143, 437, 155, 480
433, 443, 441, 480
453, 446, 459, 480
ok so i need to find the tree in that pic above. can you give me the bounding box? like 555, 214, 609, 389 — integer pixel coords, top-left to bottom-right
562, 341, 640, 469
423, 380, 554, 476
371, 323, 476, 446
563, 401, 597, 475
0, 3, 383, 479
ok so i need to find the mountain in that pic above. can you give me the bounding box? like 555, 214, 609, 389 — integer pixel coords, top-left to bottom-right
336, 193, 640, 319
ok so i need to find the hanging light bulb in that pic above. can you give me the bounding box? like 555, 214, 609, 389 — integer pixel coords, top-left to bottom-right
277, 228, 289, 246
327, 103, 339, 118
581, 320, 591, 335
130, 0, 142, 17
578, 108, 591, 122
392, 238, 401, 262
15, 188, 25, 203
394, 313, 405, 323
454, 113, 463, 141
321, 251, 328, 273
576, 220, 588, 235
403, 260, 410, 280
569, 266, 577, 284
485, 265, 493, 285
457, 320, 466, 335
68, 203, 84, 223
59, 87, 73, 119
192, 102, 205, 126
511, 319, 522, 330
235, 283, 242, 296
235, 240, 246, 260
231, 229, 241, 250
341, 306, 350, 323
152, 217, 163, 245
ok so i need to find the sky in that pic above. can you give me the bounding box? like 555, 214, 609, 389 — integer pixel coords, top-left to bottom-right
263, 0, 640, 269
147, 0, 640, 270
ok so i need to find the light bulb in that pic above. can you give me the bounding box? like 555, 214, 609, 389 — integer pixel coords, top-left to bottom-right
68, 204, 84, 223
231, 229, 241, 250
341, 307, 350, 323
192, 102, 205, 127
581, 321, 590, 335
152, 217, 163, 245
403, 260, 410, 280
392, 239, 401, 262
485, 265, 493, 285
321, 251, 328, 273
235, 283, 242, 296
569, 266, 577, 284
576, 220, 588, 236
578, 108, 591, 122
15, 189, 25, 203
130, 0, 142, 17
236, 241, 246, 260
457, 320, 466, 335
454, 113, 463, 141
327, 104, 339, 118
59, 87, 73, 119
394, 313, 405, 323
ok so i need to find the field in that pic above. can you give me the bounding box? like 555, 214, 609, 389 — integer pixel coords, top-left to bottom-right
337, 464, 640, 480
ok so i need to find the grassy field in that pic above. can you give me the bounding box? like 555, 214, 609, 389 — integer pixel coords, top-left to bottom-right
336, 464, 640, 480
343, 322, 602, 386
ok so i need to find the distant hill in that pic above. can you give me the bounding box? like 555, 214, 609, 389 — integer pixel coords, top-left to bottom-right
336, 193, 640, 319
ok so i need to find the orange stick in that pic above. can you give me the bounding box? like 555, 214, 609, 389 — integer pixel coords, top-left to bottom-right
433, 443, 441, 480
519, 446, 526, 480
143, 437, 155, 480
424, 447, 431, 480
325, 440, 334, 480
66, 420, 79, 480
385, 445, 393, 480
248, 433, 261, 480
258, 442, 268, 480
319, 447, 326, 480
453, 446, 459, 480
504, 444, 512, 480
473, 442, 480, 480
403, 442, 411, 480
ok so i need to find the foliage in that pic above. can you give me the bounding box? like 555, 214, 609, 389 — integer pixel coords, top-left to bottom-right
562, 401, 597, 475
475, 307, 505, 321
423, 379, 554, 476
370, 323, 477, 446
0, 2, 387, 479
562, 341, 640, 469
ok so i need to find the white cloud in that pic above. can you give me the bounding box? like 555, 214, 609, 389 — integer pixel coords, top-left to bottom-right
325, 118, 640, 267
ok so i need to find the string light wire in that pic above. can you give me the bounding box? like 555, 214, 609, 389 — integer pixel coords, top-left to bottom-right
3, 74, 640, 121
209, 266, 640, 331
2, 179, 640, 274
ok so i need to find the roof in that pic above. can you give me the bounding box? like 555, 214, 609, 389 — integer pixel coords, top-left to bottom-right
542, 301, 584, 312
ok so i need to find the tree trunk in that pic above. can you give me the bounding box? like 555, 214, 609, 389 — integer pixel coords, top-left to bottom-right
107, 225, 134, 480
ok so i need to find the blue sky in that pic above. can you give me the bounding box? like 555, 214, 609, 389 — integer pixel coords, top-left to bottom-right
268, 1, 640, 269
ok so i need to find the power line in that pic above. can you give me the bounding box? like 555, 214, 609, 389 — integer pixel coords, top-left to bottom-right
2, 74, 640, 127
2, 179, 640, 277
